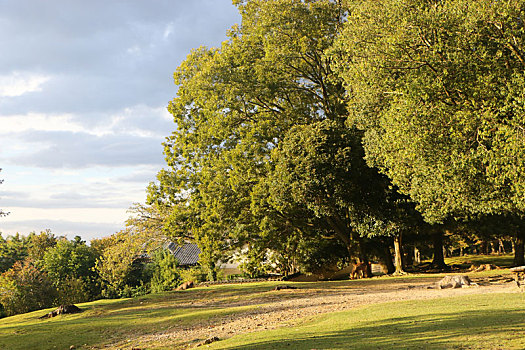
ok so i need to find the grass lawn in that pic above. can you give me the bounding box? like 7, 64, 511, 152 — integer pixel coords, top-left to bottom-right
0, 281, 285, 350
0, 254, 521, 349
444, 253, 515, 268
210, 292, 525, 350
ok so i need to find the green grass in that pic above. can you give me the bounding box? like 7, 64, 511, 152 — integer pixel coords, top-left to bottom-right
210, 293, 525, 350
444, 253, 515, 268
0, 256, 521, 350
0, 282, 285, 350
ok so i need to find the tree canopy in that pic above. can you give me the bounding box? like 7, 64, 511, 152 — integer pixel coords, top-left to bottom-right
336, 0, 525, 222
333, 0, 525, 265
146, 0, 427, 274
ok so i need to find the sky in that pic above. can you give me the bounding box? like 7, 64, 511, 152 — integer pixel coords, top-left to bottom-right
0, 0, 240, 242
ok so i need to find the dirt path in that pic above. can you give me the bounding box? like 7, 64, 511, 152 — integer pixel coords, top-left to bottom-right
120, 276, 519, 349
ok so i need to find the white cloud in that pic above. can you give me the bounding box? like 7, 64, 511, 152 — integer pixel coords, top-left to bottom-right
0, 72, 50, 97
0, 0, 240, 240
0, 113, 83, 133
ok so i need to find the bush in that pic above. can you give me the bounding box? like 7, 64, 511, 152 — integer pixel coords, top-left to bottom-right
150, 249, 181, 293
119, 282, 150, 298
0, 260, 57, 316
180, 266, 207, 283
56, 278, 90, 305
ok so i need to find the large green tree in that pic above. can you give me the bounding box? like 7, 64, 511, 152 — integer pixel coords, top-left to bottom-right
335, 0, 525, 266
268, 119, 423, 273
147, 0, 426, 276
149, 0, 357, 275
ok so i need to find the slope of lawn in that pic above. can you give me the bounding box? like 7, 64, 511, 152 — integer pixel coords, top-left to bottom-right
0, 281, 285, 350
210, 292, 525, 350
0, 253, 520, 350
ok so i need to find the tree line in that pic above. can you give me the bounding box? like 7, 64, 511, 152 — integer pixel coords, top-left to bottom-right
1, 0, 524, 316
143, 0, 525, 278
0, 230, 188, 318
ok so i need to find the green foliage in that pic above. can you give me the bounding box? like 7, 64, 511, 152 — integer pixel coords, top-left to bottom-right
42, 237, 100, 300
94, 229, 169, 298
56, 278, 91, 305
150, 249, 181, 293
295, 237, 349, 275
179, 266, 208, 283
95, 233, 150, 298
238, 244, 271, 278
0, 233, 30, 273
26, 230, 58, 263
271, 120, 395, 237
335, 0, 525, 223
0, 260, 57, 317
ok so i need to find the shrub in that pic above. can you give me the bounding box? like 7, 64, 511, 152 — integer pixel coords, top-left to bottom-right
150, 249, 181, 293
0, 260, 57, 316
180, 266, 207, 283
56, 278, 91, 305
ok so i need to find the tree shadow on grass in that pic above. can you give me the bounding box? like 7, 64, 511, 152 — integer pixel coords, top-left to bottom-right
218, 308, 525, 350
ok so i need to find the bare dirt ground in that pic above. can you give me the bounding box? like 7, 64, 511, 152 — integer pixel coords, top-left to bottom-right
122, 274, 519, 349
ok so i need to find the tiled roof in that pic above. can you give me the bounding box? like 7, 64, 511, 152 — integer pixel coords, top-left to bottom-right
166, 242, 201, 266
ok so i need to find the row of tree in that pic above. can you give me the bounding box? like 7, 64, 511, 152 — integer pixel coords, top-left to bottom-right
143, 0, 525, 277
0, 230, 184, 317
1, 0, 524, 315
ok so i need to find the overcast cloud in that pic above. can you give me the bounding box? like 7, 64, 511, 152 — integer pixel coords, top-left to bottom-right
0, 0, 240, 241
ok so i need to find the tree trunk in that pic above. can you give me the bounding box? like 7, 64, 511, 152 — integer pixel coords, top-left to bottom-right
373, 241, 395, 274
405, 244, 414, 267
498, 239, 504, 254
393, 234, 405, 274
490, 241, 496, 255
414, 246, 421, 265
481, 241, 489, 255
513, 231, 525, 267
358, 238, 372, 277
432, 230, 447, 269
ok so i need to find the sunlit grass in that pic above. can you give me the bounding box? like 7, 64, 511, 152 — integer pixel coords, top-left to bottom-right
0, 284, 273, 350
445, 253, 514, 268
210, 292, 525, 350
0, 256, 521, 349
